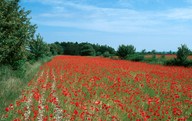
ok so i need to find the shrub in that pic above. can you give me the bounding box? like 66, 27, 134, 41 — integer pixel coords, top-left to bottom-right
164, 59, 191, 67
165, 45, 191, 67
117, 45, 136, 59
176, 44, 190, 63
126, 54, 144, 62
161, 54, 165, 59
96, 51, 102, 56
103, 51, 111, 58
80, 44, 96, 56
28, 34, 50, 61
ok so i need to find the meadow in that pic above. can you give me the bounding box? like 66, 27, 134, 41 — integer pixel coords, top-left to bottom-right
1, 56, 192, 121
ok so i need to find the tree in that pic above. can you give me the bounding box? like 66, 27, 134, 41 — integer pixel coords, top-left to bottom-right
141, 49, 146, 54
80, 44, 95, 56
176, 44, 190, 63
165, 44, 191, 67
49, 43, 63, 55
117, 45, 136, 59
60, 42, 80, 55
103, 51, 110, 57
0, 0, 36, 68
151, 50, 156, 54
28, 34, 50, 60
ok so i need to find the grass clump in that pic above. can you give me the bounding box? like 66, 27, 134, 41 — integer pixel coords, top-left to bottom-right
0, 56, 52, 117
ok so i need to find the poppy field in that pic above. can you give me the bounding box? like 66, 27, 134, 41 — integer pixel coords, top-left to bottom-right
2, 56, 192, 121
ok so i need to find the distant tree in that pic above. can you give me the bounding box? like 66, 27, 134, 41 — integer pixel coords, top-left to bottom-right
0, 0, 36, 68
165, 44, 191, 67
49, 44, 58, 55
141, 49, 146, 54
117, 45, 136, 59
103, 51, 110, 57
151, 50, 156, 54
176, 44, 190, 63
28, 34, 50, 60
80, 44, 95, 56
49, 43, 63, 55
96, 51, 102, 56
99, 45, 116, 55
60, 42, 80, 55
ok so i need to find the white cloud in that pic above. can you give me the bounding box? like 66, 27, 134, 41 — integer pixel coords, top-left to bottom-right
163, 8, 192, 20
24, 0, 192, 35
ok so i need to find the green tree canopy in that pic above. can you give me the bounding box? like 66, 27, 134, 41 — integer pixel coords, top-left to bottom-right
28, 34, 50, 60
117, 44, 136, 59
0, 0, 36, 68
49, 43, 63, 55
80, 44, 95, 56
176, 44, 190, 63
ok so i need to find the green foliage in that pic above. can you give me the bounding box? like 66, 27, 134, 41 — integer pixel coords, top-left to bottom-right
161, 54, 165, 59
80, 44, 96, 56
103, 51, 111, 57
126, 54, 144, 62
49, 43, 63, 55
0, 0, 36, 69
0, 56, 52, 116
152, 54, 156, 59
141, 49, 146, 54
59, 42, 116, 56
143, 86, 156, 97
28, 34, 50, 60
60, 42, 80, 55
96, 51, 102, 56
11, 59, 26, 70
165, 59, 192, 67
176, 44, 190, 63
151, 50, 156, 54
117, 44, 136, 59
165, 45, 191, 67
94, 45, 116, 56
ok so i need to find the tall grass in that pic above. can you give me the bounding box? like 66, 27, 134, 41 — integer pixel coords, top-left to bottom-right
0, 57, 52, 116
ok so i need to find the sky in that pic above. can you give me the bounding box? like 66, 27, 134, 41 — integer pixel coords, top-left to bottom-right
20, 0, 192, 51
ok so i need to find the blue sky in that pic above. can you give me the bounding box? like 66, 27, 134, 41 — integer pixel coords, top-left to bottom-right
20, 0, 192, 51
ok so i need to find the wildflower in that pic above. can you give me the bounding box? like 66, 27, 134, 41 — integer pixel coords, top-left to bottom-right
173, 108, 182, 116
50, 114, 53, 118
5, 107, 9, 112
44, 105, 49, 111
74, 110, 78, 115
174, 94, 180, 99
95, 100, 100, 105
148, 98, 153, 105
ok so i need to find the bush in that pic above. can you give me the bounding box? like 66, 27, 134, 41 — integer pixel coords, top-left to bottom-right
152, 54, 156, 59
161, 54, 165, 59
143, 56, 160, 64
176, 44, 190, 63
117, 45, 136, 59
11, 59, 26, 71
164, 45, 191, 67
29, 34, 50, 61
103, 51, 111, 58
126, 54, 144, 62
96, 51, 102, 56
164, 59, 191, 67
0, 56, 52, 116
80, 44, 96, 56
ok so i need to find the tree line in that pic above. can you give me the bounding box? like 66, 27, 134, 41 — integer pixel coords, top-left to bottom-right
1, 0, 192, 70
